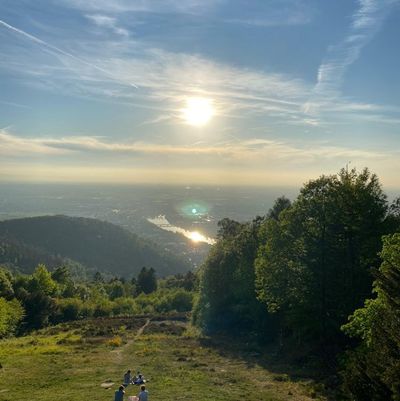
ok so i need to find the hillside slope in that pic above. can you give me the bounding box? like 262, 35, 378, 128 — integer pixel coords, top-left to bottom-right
0, 317, 328, 401
0, 215, 190, 277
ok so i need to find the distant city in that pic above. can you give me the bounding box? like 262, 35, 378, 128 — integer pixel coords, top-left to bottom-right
0, 183, 299, 267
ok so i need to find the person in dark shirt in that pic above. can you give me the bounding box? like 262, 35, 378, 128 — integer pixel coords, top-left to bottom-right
114, 385, 125, 401
123, 370, 132, 387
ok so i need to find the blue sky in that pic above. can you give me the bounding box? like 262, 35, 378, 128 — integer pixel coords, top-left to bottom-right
0, 0, 399, 187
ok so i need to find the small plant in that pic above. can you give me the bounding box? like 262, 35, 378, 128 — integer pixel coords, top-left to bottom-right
106, 336, 122, 347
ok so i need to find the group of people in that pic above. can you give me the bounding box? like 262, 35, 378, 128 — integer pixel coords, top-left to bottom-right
114, 370, 148, 401
123, 370, 146, 387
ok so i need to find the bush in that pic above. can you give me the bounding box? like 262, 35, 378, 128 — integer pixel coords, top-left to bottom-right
0, 297, 24, 337
168, 289, 193, 312
106, 336, 122, 347
93, 300, 114, 317
112, 297, 140, 315
57, 298, 84, 322
80, 302, 95, 318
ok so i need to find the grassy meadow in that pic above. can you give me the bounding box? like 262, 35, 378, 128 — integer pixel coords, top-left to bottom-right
0, 316, 328, 401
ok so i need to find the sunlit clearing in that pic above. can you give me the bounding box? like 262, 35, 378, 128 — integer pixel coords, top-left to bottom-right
189, 231, 206, 243
182, 97, 215, 126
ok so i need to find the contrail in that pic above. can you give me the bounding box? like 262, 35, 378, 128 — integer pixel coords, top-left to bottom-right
0, 19, 138, 88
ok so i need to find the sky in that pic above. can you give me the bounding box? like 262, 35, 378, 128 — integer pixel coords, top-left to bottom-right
0, 0, 399, 188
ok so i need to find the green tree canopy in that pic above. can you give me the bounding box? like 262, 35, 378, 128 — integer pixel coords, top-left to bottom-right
341, 233, 400, 401
193, 218, 273, 336
256, 168, 388, 344
0, 297, 24, 338
137, 267, 157, 294
0, 267, 14, 299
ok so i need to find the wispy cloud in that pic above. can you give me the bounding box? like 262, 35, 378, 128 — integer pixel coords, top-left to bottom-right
224, 0, 314, 27
86, 14, 129, 37
1, 2, 399, 132
0, 100, 31, 109
0, 19, 310, 121
0, 129, 390, 163
59, 0, 222, 14
0, 19, 138, 87
3, 128, 399, 187
308, 0, 399, 105
62, 0, 314, 27
0, 130, 67, 155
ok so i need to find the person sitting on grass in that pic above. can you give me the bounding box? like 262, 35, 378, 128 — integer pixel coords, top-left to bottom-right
133, 372, 145, 385
114, 385, 125, 401
123, 370, 132, 387
138, 385, 148, 401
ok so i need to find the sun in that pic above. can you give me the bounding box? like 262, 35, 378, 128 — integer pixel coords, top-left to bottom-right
181, 97, 215, 126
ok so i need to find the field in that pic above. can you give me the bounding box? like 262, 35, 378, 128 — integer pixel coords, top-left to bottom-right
0, 316, 328, 401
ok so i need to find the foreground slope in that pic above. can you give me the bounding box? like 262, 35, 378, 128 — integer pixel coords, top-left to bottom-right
0, 215, 189, 277
0, 317, 327, 401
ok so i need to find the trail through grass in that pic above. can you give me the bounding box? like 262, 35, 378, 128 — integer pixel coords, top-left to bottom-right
0, 317, 327, 401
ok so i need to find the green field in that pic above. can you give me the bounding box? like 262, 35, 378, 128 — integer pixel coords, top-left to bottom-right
0, 317, 327, 401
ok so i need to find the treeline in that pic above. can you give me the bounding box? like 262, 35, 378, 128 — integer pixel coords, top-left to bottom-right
193, 168, 400, 400
0, 264, 196, 336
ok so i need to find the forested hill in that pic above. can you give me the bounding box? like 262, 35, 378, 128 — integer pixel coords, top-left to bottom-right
0, 215, 190, 277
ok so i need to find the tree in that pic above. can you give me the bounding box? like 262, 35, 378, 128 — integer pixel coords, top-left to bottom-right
341, 233, 400, 401
137, 267, 157, 294
29, 264, 57, 296
0, 267, 14, 299
21, 265, 58, 329
267, 196, 291, 220
51, 266, 70, 285
107, 280, 126, 300
193, 218, 273, 337
0, 297, 24, 337
256, 168, 388, 346
93, 271, 104, 283
386, 196, 400, 233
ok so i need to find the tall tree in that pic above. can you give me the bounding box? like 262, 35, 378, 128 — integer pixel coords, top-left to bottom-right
256, 168, 388, 345
342, 233, 400, 401
193, 218, 273, 336
267, 196, 292, 220
137, 267, 157, 294
19, 265, 58, 329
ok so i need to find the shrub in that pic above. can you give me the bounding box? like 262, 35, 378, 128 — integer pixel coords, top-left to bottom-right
112, 297, 140, 316
57, 298, 84, 322
0, 297, 24, 337
106, 336, 122, 347
93, 300, 114, 317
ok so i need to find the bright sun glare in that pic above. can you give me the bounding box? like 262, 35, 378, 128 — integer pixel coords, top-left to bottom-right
182, 97, 215, 126
188, 231, 206, 243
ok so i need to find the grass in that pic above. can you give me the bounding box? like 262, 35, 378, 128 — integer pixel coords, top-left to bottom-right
0, 317, 327, 401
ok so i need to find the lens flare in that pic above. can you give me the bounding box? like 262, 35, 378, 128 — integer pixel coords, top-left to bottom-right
178, 201, 210, 219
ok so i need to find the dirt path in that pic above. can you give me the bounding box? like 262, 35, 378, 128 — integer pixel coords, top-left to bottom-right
101, 318, 152, 388
135, 318, 151, 338
111, 318, 151, 362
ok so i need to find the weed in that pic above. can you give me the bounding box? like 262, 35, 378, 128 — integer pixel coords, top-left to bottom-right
106, 336, 123, 347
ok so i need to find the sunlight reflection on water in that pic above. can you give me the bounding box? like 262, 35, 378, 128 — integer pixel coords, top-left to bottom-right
147, 215, 216, 245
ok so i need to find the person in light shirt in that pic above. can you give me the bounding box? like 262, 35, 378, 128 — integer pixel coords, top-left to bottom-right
134, 372, 145, 385
138, 385, 148, 401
